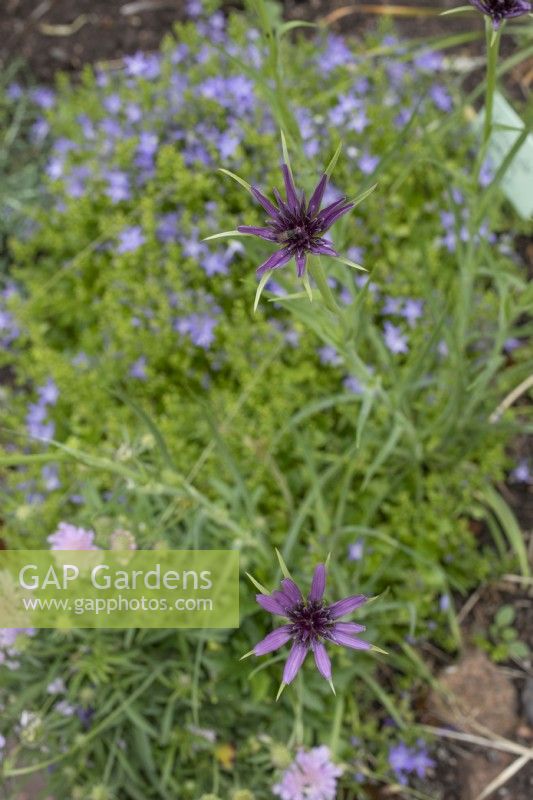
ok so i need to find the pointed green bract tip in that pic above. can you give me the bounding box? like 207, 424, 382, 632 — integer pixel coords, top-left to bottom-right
245, 571, 271, 596
280, 129, 292, 174
275, 548, 293, 580
328, 680, 336, 696
325, 142, 342, 177
218, 168, 252, 193
240, 650, 255, 661
371, 645, 389, 656
276, 682, 286, 702
253, 272, 270, 314
302, 273, 313, 302
325, 553, 331, 568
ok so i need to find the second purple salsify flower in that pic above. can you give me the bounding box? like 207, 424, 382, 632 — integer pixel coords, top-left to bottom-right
206, 132, 375, 309
467, 0, 531, 29
244, 551, 385, 698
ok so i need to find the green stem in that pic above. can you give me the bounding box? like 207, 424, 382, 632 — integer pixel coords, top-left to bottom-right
476, 19, 502, 179
328, 695, 345, 758
308, 257, 341, 315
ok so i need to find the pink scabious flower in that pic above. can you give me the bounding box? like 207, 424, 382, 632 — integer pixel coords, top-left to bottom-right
47, 521, 98, 550
273, 746, 342, 800
250, 561, 373, 693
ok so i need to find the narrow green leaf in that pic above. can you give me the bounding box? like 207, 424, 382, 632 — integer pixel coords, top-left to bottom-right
280, 129, 292, 174
245, 571, 271, 595
302, 272, 313, 302
275, 548, 293, 580
480, 486, 530, 577
440, 6, 474, 16
329, 255, 367, 272
218, 168, 251, 193
324, 142, 342, 177
349, 183, 378, 207
203, 230, 251, 241
254, 271, 271, 313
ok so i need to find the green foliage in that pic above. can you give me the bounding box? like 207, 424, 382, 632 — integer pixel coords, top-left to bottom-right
0, 5, 531, 799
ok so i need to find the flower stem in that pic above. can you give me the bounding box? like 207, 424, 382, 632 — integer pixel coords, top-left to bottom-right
328, 695, 345, 758
476, 19, 502, 180
308, 257, 341, 315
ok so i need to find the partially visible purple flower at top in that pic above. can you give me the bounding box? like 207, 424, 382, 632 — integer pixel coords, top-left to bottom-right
124, 52, 160, 80
389, 742, 435, 785
117, 226, 145, 254
318, 345, 342, 367
129, 356, 147, 380
236, 160, 355, 278
510, 459, 531, 483
383, 322, 409, 354
468, 0, 531, 29
273, 746, 342, 800
48, 522, 98, 551
251, 562, 371, 690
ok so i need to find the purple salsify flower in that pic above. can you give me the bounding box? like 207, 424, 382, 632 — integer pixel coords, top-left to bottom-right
129, 356, 147, 379
510, 459, 530, 483
430, 85, 453, 113
237, 163, 354, 278
251, 563, 372, 691
468, 0, 531, 28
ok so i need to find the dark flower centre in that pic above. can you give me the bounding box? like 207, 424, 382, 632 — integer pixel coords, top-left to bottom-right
273, 210, 323, 254
288, 600, 333, 645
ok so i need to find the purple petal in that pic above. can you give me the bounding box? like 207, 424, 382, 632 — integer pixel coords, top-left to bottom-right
256, 247, 293, 277
251, 186, 279, 218
295, 252, 307, 277
282, 164, 299, 211
256, 593, 288, 616
328, 594, 367, 619
282, 642, 308, 684
329, 628, 371, 650
311, 640, 332, 680
332, 621, 366, 635
280, 579, 302, 605
237, 225, 278, 242
254, 625, 293, 656
318, 202, 354, 231
308, 564, 326, 602
310, 243, 339, 257
272, 589, 299, 612
307, 174, 328, 218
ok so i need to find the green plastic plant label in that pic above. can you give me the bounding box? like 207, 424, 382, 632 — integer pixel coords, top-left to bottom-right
480, 91, 533, 219
0, 550, 239, 629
